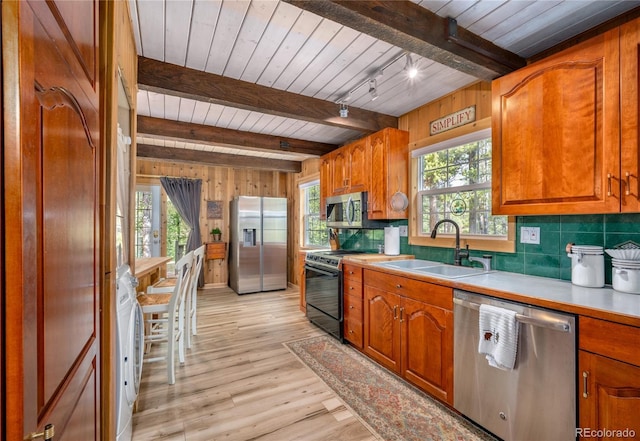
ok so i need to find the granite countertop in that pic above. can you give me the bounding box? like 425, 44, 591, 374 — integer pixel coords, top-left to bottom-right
348, 256, 640, 326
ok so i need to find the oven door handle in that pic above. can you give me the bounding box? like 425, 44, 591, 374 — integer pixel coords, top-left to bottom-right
305, 264, 339, 277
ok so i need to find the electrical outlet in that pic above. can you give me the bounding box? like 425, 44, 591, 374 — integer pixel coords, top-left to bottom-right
399, 226, 408, 237
520, 227, 540, 245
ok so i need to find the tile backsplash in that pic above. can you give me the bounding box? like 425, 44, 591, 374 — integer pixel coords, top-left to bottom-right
338, 213, 640, 284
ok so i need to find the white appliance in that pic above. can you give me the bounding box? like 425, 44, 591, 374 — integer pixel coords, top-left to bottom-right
229, 196, 287, 294
384, 226, 400, 255
116, 265, 144, 441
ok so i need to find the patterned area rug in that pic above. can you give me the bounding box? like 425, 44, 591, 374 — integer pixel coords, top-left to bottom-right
285, 335, 497, 441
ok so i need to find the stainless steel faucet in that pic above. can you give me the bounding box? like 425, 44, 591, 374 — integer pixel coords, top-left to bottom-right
430, 219, 468, 266
468, 255, 493, 271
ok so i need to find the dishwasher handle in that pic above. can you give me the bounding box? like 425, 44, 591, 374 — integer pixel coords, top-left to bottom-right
453, 297, 572, 333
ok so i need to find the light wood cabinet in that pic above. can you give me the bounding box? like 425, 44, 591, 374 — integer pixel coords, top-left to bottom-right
579, 317, 640, 437
319, 127, 409, 219
620, 17, 640, 212
368, 128, 409, 220
343, 264, 364, 349
492, 27, 621, 215
206, 242, 226, 260
363, 269, 453, 404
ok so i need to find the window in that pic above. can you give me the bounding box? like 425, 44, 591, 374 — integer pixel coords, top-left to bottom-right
415, 128, 508, 240
301, 181, 328, 248
134, 187, 154, 258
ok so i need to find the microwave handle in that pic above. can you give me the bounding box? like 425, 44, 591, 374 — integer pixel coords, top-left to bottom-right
347, 195, 355, 225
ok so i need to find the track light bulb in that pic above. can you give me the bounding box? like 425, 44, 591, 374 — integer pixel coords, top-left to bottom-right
339, 103, 349, 118
405, 54, 418, 79
368, 79, 378, 101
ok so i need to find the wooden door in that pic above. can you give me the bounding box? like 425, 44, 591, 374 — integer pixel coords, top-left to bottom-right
579, 351, 640, 438
620, 17, 640, 212
401, 297, 453, 404
346, 138, 369, 193
3, 1, 101, 439
363, 286, 400, 373
492, 28, 620, 215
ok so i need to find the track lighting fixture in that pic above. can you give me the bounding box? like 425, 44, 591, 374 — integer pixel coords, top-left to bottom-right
368, 79, 378, 101
335, 51, 419, 108
339, 103, 349, 118
405, 54, 418, 79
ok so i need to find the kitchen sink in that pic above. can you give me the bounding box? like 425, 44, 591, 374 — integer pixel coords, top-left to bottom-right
414, 265, 488, 279
374, 259, 442, 269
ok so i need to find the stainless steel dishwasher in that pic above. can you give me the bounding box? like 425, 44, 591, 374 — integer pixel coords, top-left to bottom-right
453, 290, 576, 441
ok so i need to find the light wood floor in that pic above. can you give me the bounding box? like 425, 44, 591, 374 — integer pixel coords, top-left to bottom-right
132, 286, 379, 441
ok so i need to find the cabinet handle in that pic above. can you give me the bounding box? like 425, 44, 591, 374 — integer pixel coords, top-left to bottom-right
626, 171, 631, 196
393, 305, 398, 320
582, 371, 589, 398
349, 286, 354, 290
396, 284, 402, 289
349, 330, 354, 334
26, 424, 55, 441
399, 307, 404, 322
349, 305, 354, 309
607, 173, 612, 196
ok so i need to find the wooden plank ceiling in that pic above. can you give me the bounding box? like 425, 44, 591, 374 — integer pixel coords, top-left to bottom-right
130, 0, 640, 171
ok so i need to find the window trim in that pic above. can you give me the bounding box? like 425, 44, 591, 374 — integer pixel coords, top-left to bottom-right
408, 118, 516, 253
297, 176, 329, 250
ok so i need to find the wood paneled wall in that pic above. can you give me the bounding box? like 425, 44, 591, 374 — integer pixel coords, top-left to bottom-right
136, 159, 292, 286
102, 1, 138, 440
398, 81, 491, 144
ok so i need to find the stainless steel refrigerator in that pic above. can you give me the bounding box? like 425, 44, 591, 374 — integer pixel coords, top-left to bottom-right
229, 196, 287, 294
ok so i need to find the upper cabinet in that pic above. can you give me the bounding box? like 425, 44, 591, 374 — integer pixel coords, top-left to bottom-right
620, 18, 640, 212
492, 26, 629, 215
332, 137, 369, 195
320, 127, 409, 219
368, 128, 409, 220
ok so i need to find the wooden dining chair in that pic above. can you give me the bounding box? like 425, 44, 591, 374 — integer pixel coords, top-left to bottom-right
137, 250, 193, 385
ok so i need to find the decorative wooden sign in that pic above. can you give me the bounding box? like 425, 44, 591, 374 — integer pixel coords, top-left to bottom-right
207, 200, 223, 219
430, 105, 476, 135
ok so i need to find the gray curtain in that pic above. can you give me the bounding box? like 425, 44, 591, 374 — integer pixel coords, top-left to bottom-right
160, 177, 204, 287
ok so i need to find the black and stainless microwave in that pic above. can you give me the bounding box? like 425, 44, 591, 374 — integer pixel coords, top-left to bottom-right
326, 192, 385, 228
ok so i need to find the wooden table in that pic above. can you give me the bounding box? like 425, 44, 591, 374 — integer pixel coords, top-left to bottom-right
134, 256, 172, 294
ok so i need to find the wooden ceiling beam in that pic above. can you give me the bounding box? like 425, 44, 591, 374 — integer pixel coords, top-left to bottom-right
283, 0, 526, 80
138, 57, 397, 134
138, 116, 337, 157
136, 144, 302, 173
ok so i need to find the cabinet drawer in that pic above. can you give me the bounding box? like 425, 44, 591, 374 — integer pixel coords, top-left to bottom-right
342, 263, 362, 282
206, 242, 226, 260
580, 317, 640, 367
364, 269, 453, 310
343, 277, 363, 298
344, 293, 363, 318
344, 317, 363, 348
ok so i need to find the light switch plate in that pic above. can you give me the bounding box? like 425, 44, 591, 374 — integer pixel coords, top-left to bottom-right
520, 227, 540, 244
399, 226, 408, 237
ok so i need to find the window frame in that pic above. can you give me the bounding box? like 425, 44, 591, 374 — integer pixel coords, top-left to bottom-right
299, 178, 329, 249
408, 118, 515, 253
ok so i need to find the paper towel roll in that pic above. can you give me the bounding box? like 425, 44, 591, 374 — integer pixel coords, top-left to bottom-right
384, 226, 400, 255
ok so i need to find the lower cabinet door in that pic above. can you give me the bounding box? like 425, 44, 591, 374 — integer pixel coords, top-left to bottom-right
579, 351, 640, 438
364, 286, 401, 373
401, 297, 453, 404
